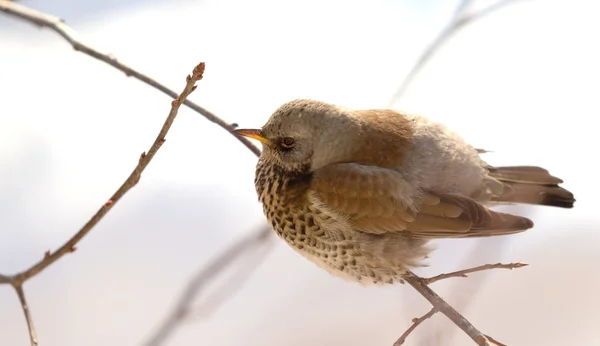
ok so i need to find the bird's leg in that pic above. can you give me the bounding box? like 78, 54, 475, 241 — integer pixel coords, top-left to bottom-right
422, 262, 528, 285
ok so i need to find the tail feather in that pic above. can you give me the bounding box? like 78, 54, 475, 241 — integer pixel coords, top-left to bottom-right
488, 166, 575, 208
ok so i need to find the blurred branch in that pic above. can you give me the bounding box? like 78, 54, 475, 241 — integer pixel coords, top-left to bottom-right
142, 227, 272, 346
386, 0, 521, 107
393, 307, 437, 346
185, 233, 273, 322
0, 0, 261, 157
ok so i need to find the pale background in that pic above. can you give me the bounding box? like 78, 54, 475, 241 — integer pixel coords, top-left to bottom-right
1, 0, 599, 345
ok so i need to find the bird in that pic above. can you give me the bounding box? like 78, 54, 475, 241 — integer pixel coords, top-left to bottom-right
233, 99, 575, 285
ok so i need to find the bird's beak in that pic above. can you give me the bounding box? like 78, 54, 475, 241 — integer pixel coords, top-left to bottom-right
232, 128, 271, 145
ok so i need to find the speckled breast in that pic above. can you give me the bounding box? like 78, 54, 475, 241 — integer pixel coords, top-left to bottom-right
253, 160, 407, 284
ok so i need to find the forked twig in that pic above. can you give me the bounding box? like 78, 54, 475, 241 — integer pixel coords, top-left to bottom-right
0, 62, 205, 286
0, 2, 268, 345
397, 262, 527, 345
0, 61, 206, 343
403, 271, 494, 346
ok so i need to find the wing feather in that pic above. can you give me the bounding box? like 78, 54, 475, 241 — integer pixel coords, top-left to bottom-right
310, 163, 533, 239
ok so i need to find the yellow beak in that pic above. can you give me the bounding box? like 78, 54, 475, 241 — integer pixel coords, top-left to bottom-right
232, 128, 271, 145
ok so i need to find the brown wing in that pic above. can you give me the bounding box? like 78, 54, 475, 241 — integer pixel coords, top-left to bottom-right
310, 163, 534, 239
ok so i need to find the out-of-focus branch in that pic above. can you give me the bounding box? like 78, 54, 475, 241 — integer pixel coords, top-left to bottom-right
0, 61, 206, 343
386, 0, 521, 106
142, 227, 272, 346
0, 0, 261, 157
185, 233, 274, 322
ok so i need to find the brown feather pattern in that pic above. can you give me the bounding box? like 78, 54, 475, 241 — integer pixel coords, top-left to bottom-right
311, 163, 534, 239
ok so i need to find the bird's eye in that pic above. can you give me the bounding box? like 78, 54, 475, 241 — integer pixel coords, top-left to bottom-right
280, 137, 296, 149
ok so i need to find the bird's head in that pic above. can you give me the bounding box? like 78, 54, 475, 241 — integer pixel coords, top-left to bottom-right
233, 99, 359, 174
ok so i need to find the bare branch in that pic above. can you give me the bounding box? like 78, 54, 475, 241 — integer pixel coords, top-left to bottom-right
397, 261, 527, 345
386, 0, 521, 106
142, 227, 272, 346
0, 0, 261, 157
12, 284, 38, 346
393, 307, 437, 346
0, 62, 206, 287
403, 271, 494, 346
0, 62, 206, 345
0, 2, 268, 344
423, 262, 528, 285
417, 238, 516, 345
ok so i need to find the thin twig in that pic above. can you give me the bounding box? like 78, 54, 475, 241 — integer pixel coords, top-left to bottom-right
12, 284, 38, 346
0, 2, 267, 344
403, 271, 493, 346
393, 307, 437, 346
0, 62, 205, 287
0, 0, 261, 157
423, 262, 528, 285
386, 0, 521, 106
0, 62, 205, 346
417, 237, 516, 346
142, 227, 271, 346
